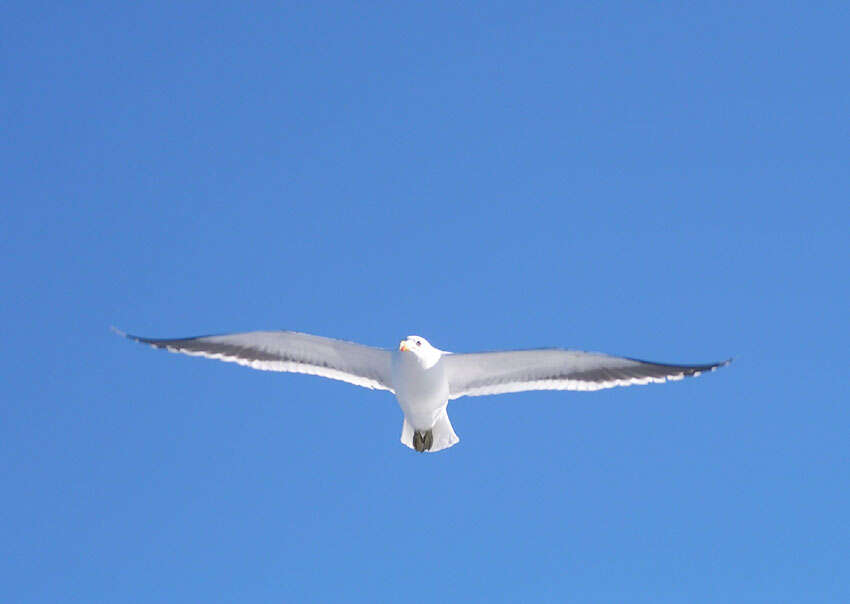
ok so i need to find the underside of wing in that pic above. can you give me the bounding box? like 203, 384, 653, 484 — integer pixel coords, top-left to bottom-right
118, 329, 395, 392
443, 348, 730, 399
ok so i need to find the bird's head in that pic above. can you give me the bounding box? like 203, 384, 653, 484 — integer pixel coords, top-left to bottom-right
399, 335, 442, 368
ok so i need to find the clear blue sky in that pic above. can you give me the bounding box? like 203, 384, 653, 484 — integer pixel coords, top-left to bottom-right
2, 2, 848, 602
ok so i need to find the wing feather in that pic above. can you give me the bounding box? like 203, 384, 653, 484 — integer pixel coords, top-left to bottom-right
118, 329, 394, 392
443, 349, 729, 399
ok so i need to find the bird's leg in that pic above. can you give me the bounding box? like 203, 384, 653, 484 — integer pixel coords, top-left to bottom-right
413, 430, 433, 452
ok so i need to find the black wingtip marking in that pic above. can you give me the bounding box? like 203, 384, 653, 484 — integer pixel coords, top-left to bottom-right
112, 328, 172, 349
624, 355, 733, 374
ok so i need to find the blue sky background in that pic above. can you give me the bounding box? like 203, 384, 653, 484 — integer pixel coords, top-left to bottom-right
2, 2, 848, 602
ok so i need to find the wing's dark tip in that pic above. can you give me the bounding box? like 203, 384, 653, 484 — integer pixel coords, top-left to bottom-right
111, 326, 146, 343
687, 357, 732, 375
629, 356, 732, 370
689, 357, 732, 377
704, 358, 733, 372
111, 327, 172, 348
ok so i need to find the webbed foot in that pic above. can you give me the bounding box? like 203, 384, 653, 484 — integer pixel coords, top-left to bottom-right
413, 430, 433, 452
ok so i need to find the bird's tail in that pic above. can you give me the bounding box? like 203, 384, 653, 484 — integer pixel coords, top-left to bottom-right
400, 409, 459, 453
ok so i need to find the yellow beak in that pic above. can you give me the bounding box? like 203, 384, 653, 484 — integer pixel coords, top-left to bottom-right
399, 341, 408, 351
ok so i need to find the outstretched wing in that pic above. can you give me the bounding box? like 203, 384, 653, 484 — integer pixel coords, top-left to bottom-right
443, 348, 729, 399
117, 329, 395, 392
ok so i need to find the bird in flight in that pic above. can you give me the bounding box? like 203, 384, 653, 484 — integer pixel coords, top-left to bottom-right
116, 329, 730, 453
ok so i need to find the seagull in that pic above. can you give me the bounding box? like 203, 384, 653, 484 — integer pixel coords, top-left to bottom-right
115, 329, 730, 453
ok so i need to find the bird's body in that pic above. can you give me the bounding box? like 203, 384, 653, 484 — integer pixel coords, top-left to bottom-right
392, 337, 458, 451
116, 329, 730, 453
392, 344, 448, 432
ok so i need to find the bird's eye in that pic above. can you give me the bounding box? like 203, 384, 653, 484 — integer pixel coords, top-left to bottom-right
416, 340, 421, 346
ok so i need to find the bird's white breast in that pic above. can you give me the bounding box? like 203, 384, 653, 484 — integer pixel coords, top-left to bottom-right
391, 352, 450, 430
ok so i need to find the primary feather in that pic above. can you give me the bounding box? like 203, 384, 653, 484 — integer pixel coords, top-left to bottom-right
117, 329, 394, 392
444, 349, 730, 398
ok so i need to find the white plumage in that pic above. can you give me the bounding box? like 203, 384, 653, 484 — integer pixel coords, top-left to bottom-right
116, 329, 730, 453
